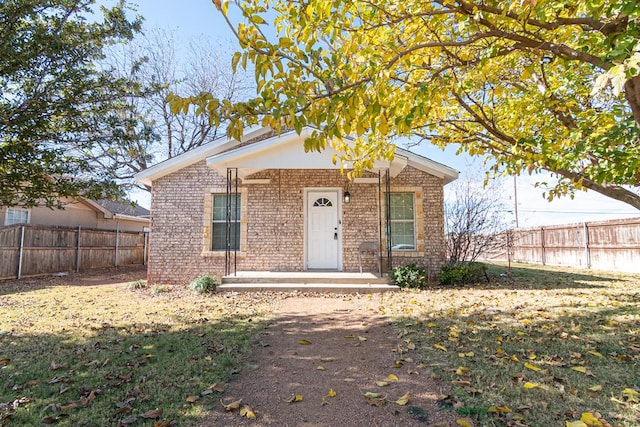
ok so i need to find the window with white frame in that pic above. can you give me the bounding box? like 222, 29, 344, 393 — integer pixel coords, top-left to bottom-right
5, 208, 30, 226
389, 192, 416, 250
211, 194, 241, 251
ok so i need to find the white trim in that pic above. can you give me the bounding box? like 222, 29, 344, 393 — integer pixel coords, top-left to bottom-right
113, 214, 150, 224
353, 177, 379, 184
303, 188, 343, 271
240, 179, 271, 185
135, 125, 459, 187
396, 147, 459, 184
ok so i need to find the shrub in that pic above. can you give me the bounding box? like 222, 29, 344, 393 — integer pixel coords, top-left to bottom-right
391, 263, 428, 289
126, 279, 147, 290
189, 275, 217, 294
439, 262, 488, 286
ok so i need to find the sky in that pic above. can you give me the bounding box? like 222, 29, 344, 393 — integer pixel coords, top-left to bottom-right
117, 0, 639, 228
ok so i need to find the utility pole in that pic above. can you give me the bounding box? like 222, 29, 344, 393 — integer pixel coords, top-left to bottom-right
513, 176, 519, 229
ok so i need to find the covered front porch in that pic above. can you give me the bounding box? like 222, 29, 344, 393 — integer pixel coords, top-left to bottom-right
218, 270, 397, 293
207, 128, 408, 277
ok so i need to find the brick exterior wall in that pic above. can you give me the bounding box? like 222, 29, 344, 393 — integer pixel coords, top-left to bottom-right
148, 161, 446, 285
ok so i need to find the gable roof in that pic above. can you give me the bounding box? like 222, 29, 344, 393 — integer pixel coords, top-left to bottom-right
135, 126, 458, 186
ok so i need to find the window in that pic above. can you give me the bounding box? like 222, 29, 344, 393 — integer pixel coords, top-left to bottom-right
211, 194, 241, 251
389, 193, 415, 250
313, 198, 333, 207
5, 208, 30, 226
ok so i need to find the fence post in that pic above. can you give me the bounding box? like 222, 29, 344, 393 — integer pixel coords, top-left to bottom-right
17, 226, 25, 279
143, 231, 148, 266
540, 227, 546, 265
114, 223, 119, 267
583, 222, 591, 269
76, 225, 81, 272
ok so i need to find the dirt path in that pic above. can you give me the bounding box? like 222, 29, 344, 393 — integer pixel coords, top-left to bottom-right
200, 295, 456, 427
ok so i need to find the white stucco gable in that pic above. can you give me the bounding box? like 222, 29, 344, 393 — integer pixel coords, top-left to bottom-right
135, 126, 458, 186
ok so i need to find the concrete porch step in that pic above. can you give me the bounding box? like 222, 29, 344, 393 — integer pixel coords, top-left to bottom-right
221, 271, 390, 285
218, 271, 396, 293
217, 282, 399, 293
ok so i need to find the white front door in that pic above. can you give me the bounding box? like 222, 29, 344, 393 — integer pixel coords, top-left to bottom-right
306, 190, 340, 270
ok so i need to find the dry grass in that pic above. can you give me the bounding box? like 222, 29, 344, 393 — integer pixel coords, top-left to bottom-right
1, 263, 639, 427
378, 263, 640, 427
0, 268, 280, 426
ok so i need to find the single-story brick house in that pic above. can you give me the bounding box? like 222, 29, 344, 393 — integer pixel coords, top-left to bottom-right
135, 126, 458, 285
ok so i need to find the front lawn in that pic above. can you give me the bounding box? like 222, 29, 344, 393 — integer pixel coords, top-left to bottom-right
383, 263, 640, 427
0, 272, 277, 426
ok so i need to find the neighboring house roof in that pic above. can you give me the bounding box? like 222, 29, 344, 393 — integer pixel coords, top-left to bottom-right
79, 198, 149, 223
95, 199, 150, 218
135, 126, 459, 186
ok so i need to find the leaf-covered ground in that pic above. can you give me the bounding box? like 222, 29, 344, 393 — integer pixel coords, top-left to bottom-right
381, 263, 640, 427
1, 263, 639, 427
0, 267, 280, 426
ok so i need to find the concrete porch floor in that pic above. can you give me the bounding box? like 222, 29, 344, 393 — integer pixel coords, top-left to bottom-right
218, 271, 398, 293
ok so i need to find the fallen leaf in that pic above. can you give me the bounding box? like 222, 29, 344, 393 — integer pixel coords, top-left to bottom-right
487, 405, 512, 413
299, 339, 311, 345
316, 365, 325, 371
50, 360, 61, 370
523, 382, 541, 389
524, 362, 542, 372
0, 358, 10, 366
118, 416, 137, 425
222, 399, 242, 411
395, 393, 410, 405
240, 405, 256, 419
387, 374, 399, 381
328, 389, 337, 398
434, 344, 447, 351
60, 403, 78, 412
344, 334, 355, 339
40, 416, 61, 425
565, 422, 587, 427
456, 417, 474, 427
358, 336, 367, 342
320, 357, 335, 362
364, 392, 381, 398
455, 366, 469, 376
186, 396, 200, 403
623, 388, 640, 402
154, 421, 171, 427
580, 412, 603, 426
288, 394, 303, 403
142, 408, 162, 419
211, 383, 225, 393
587, 351, 603, 358
376, 381, 389, 387
587, 385, 602, 392
365, 397, 386, 407
571, 366, 594, 376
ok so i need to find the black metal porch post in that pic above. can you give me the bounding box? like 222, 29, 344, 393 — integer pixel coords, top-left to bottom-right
385, 168, 392, 271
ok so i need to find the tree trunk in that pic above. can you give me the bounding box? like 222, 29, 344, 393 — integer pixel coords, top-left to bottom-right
624, 75, 640, 129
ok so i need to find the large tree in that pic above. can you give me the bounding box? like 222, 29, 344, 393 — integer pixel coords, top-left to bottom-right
85, 29, 254, 192
173, 0, 640, 208
0, 0, 145, 208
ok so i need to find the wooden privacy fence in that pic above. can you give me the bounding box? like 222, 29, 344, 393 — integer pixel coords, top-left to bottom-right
0, 225, 148, 280
482, 217, 640, 273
